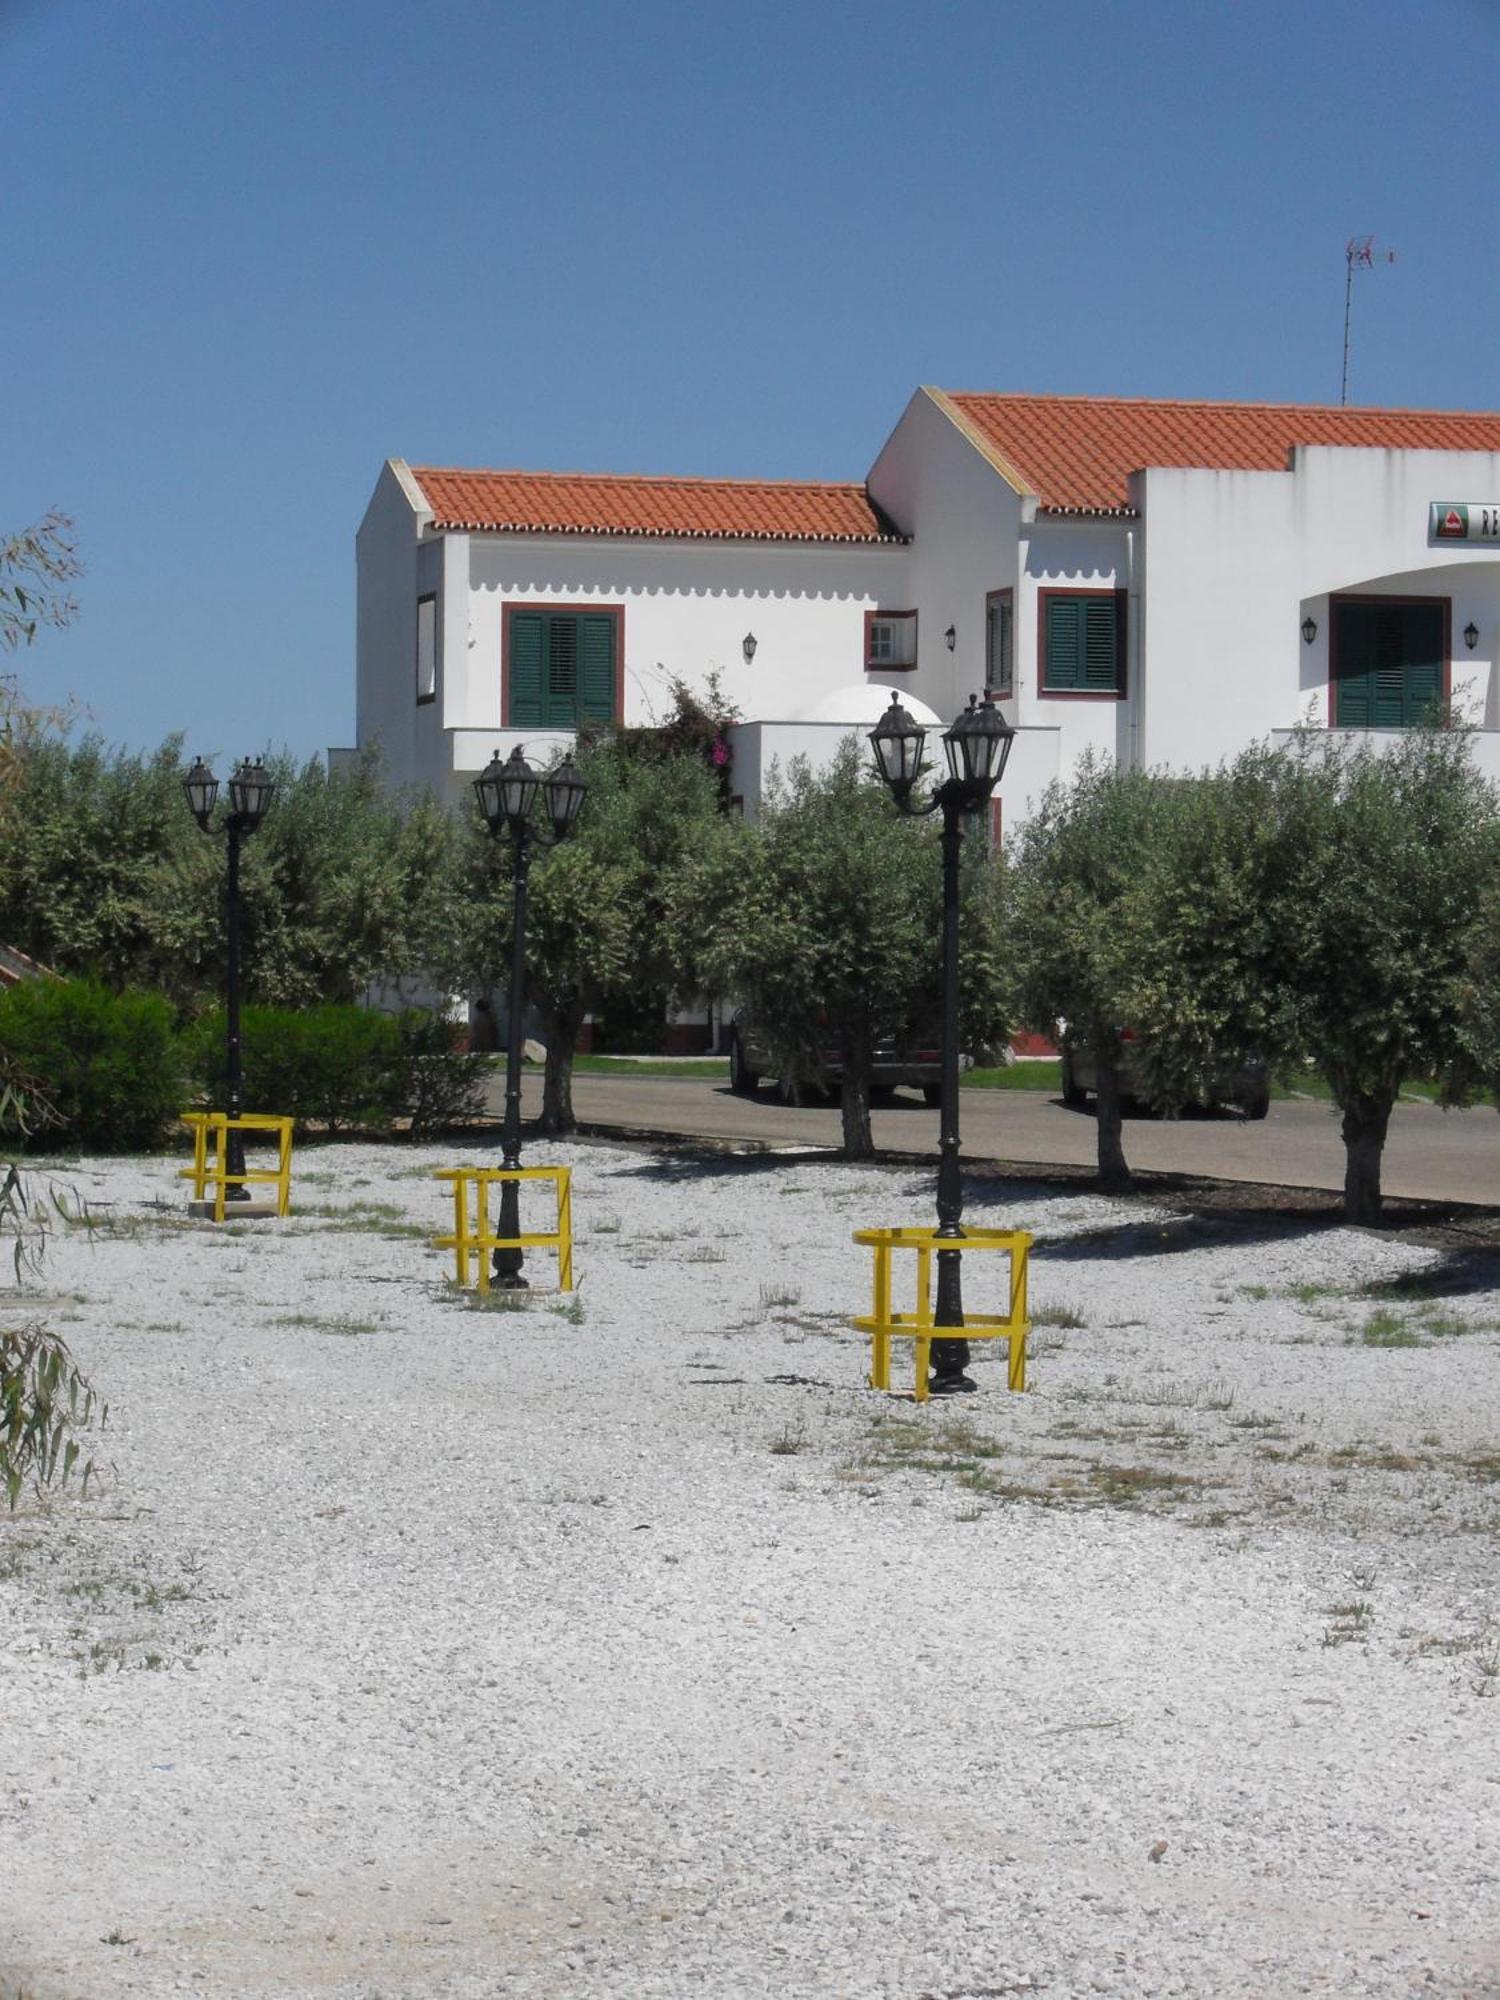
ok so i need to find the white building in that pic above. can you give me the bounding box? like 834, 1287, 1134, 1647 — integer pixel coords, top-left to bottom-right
353, 388, 1500, 827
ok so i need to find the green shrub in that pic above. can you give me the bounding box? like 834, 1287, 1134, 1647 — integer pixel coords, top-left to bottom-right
188, 1005, 400, 1132
186, 1004, 487, 1136
0, 978, 182, 1151
390, 1011, 489, 1139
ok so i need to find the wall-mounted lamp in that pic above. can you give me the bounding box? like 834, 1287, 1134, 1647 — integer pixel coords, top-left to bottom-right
1465, 620, 1480, 651
944, 624, 956, 651
742, 632, 757, 663
1301, 616, 1318, 646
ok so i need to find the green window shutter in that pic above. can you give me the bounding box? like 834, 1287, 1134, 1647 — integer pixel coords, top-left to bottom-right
577, 614, 616, 723
509, 613, 545, 725
1399, 605, 1443, 724
1335, 602, 1444, 728
1082, 596, 1120, 691
1044, 597, 1082, 689
1044, 594, 1120, 693
507, 611, 618, 726
544, 617, 578, 724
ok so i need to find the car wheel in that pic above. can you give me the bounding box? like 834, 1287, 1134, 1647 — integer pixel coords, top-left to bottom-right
921, 1084, 942, 1108
728, 1033, 759, 1097
1244, 1088, 1270, 1121
1060, 1051, 1086, 1107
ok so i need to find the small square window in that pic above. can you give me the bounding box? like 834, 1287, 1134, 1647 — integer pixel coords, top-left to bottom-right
416, 594, 437, 704
866, 610, 917, 670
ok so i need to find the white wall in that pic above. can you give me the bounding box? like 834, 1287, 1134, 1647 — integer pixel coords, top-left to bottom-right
355, 462, 426, 786
868, 389, 1026, 722
459, 537, 907, 745
1139, 446, 1500, 770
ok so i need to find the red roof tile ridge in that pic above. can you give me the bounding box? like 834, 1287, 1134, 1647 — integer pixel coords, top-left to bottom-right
945, 389, 1500, 420
410, 464, 869, 493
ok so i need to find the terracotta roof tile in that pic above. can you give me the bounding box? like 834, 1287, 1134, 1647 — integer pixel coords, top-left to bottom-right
409, 466, 904, 544
942, 392, 1500, 515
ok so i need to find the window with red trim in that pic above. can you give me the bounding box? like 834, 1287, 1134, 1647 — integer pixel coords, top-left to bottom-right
865, 610, 917, 671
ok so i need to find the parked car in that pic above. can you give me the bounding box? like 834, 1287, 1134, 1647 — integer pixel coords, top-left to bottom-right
727, 1008, 951, 1104
1060, 1030, 1269, 1120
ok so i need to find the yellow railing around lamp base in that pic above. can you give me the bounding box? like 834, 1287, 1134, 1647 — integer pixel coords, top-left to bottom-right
853, 1224, 1033, 1403
433, 1165, 574, 1294
178, 1111, 294, 1221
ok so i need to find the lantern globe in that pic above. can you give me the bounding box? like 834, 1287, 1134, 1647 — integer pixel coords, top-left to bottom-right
869, 695, 927, 797
499, 746, 541, 826
183, 757, 219, 829
473, 749, 508, 832
943, 695, 1014, 794
545, 756, 588, 839
228, 757, 275, 831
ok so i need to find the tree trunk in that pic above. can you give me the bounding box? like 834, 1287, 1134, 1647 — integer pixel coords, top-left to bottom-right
1339, 1088, 1394, 1226
840, 1043, 875, 1159
1093, 1047, 1132, 1191
539, 994, 587, 1137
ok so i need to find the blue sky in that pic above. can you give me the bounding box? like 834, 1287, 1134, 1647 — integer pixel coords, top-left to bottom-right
4, 0, 1496, 763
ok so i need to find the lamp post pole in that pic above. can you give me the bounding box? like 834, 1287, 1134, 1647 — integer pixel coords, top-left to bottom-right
933, 791, 965, 1334
871, 694, 1013, 1389
224, 814, 246, 1191
184, 757, 275, 1202
473, 746, 588, 1288
494, 816, 533, 1285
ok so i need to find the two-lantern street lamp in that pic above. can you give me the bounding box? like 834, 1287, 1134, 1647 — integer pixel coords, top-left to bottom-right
473, 745, 588, 1286
869, 693, 1014, 1393
182, 756, 276, 1201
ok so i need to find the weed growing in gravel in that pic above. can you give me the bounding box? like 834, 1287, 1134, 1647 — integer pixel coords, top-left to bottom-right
590, 1213, 622, 1235
300, 1201, 412, 1236
1472, 1652, 1500, 1697
769, 1421, 807, 1455
1283, 1280, 1346, 1305
759, 1281, 802, 1310
1359, 1310, 1424, 1349
1323, 1600, 1373, 1647
1031, 1302, 1086, 1328
550, 1295, 586, 1326
461, 1289, 533, 1313
273, 1312, 381, 1337
685, 1245, 726, 1264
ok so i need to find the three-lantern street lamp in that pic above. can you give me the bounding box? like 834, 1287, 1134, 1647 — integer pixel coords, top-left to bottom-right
869, 694, 1014, 1393
183, 756, 276, 1201
474, 746, 588, 1286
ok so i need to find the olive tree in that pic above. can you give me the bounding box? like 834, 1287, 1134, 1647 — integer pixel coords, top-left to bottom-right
1008, 757, 1174, 1188
1131, 731, 1498, 1225
444, 733, 738, 1134
1269, 730, 1494, 1224
679, 741, 1009, 1159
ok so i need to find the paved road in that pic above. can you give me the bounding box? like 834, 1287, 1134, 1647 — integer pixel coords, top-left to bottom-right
491, 1071, 1500, 1208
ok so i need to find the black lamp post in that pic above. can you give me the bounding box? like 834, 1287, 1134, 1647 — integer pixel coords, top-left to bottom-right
183, 756, 275, 1199
870, 694, 1014, 1389
474, 746, 588, 1285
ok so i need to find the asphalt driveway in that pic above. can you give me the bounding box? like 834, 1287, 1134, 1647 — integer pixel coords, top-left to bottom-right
488, 1071, 1500, 1210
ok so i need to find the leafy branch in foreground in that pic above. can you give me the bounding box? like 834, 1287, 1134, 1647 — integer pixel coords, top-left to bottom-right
1, 1323, 105, 1509
0, 510, 81, 652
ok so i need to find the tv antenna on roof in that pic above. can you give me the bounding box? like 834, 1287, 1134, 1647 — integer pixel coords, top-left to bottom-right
1341, 235, 1397, 406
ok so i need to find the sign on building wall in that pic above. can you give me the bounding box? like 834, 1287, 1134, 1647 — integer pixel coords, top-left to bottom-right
1430, 503, 1500, 543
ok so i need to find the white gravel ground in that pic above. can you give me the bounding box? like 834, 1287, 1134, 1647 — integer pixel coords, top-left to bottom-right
3, 1135, 1500, 2000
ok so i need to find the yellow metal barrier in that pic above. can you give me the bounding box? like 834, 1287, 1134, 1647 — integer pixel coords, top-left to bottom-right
433, 1165, 574, 1293
853, 1225, 1032, 1402
179, 1111, 294, 1220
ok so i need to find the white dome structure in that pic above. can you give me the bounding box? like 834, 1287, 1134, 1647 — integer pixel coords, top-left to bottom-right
793, 682, 943, 727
